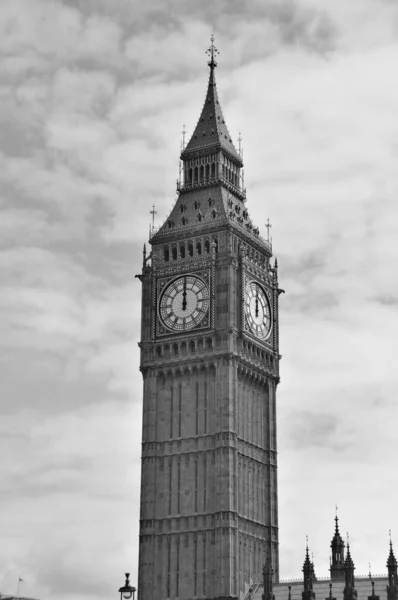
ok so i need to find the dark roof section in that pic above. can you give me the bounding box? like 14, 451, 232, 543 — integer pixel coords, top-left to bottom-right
331, 516, 345, 549
181, 55, 242, 165
303, 546, 313, 572
387, 539, 397, 569
344, 544, 355, 569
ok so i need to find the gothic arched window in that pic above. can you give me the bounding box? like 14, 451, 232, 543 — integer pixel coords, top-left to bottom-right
188, 242, 193, 257
196, 241, 202, 255
164, 247, 169, 262
180, 244, 185, 258
172, 246, 177, 260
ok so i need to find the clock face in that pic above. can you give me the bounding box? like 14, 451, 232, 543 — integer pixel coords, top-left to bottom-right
159, 274, 210, 332
245, 281, 271, 340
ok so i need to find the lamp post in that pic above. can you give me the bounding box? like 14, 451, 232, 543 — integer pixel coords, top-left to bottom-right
118, 573, 136, 600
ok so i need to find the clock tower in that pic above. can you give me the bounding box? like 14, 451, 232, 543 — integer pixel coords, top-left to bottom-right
137, 38, 281, 600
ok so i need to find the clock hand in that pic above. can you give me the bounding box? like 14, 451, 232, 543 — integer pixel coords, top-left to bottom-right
182, 277, 187, 311
255, 286, 259, 318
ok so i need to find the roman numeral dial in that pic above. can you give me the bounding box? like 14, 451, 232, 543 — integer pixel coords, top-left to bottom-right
159, 275, 210, 332
245, 280, 271, 340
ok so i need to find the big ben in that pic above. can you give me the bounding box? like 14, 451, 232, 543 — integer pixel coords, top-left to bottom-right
137, 37, 281, 600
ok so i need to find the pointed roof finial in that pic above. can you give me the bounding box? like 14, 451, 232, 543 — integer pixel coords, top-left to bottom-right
206, 33, 219, 69
265, 217, 272, 242
238, 131, 243, 157
150, 203, 157, 231
303, 537, 312, 571
387, 530, 397, 569
181, 124, 186, 150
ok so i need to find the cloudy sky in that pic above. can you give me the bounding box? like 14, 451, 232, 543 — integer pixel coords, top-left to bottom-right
1, 0, 398, 598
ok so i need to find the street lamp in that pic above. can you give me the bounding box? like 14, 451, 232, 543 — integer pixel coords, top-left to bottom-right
118, 573, 136, 600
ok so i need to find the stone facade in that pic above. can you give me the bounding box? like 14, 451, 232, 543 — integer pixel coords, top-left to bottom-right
137, 40, 281, 600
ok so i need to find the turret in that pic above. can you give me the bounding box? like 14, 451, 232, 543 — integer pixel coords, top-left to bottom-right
387, 534, 398, 600
302, 544, 316, 600
343, 542, 357, 600
330, 513, 345, 581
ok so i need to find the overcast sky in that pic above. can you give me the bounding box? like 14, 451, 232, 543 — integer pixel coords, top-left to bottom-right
1, 0, 398, 598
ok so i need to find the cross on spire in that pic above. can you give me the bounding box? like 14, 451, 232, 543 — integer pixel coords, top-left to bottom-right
150, 204, 157, 229
206, 34, 219, 68
238, 131, 243, 157
181, 124, 186, 150
265, 217, 272, 242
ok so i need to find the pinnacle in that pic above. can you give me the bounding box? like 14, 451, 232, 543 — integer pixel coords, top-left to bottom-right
344, 544, 355, 569
387, 538, 397, 568
331, 514, 345, 549
303, 544, 312, 571
182, 52, 242, 164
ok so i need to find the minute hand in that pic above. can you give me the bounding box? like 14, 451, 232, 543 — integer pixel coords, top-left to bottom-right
182, 278, 187, 311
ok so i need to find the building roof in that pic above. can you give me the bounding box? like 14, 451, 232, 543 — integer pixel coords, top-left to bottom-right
0, 596, 39, 599
250, 577, 389, 600
181, 38, 242, 165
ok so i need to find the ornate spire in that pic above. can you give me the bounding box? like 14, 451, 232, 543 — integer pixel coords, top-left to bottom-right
387, 533, 398, 600
388, 533, 397, 569
343, 542, 356, 600
182, 36, 242, 164
330, 511, 345, 581
302, 542, 315, 600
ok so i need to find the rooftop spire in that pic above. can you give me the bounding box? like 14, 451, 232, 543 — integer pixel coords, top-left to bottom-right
182, 36, 242, 164
330, 510, 345, 581
388, 532, 397, 569
387, 532, 398, 600
343, 541, 356, 600
302, 541, 315, 600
